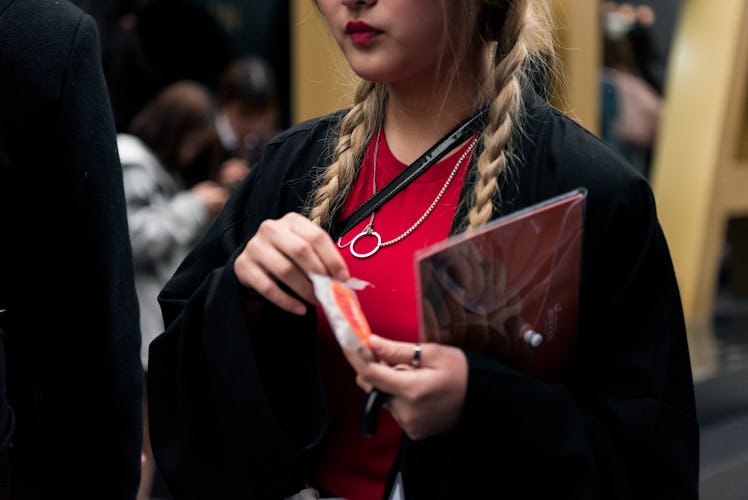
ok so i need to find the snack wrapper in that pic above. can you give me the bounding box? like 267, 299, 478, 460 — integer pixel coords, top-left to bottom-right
309, 273, 374, 361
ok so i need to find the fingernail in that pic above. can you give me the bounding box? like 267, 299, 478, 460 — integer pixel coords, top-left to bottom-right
336, 269, 350, 281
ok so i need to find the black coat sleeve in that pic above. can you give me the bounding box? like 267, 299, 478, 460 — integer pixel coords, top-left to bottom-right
148, 121, 334, 499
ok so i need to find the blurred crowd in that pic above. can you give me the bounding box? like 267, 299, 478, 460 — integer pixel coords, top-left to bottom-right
72, 1, 285, 497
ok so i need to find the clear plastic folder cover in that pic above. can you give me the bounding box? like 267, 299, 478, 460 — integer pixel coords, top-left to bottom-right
414, 188, 587, 381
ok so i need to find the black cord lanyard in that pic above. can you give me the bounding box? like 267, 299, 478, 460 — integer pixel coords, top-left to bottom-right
330, 107, 488, 241
338, 107, 489, 437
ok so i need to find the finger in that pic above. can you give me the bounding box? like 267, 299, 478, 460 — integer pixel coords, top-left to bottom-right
251, 217, 338, 303
235, 234, 313, 312
359, 360, 420, 400
259, 217, 328, 279
235, 214, 346, 314
355, 374, 374, 394
258, 244, 318, 304
341, 345, 369, 373
368, 336, 425, 368
279, 213, 349, 281
235, 250, 308, 315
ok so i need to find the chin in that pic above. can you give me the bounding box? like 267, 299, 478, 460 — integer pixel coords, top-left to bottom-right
343, 53, 390, 82
346, 64, 392, 84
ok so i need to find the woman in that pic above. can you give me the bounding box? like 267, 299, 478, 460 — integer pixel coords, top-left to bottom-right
148, 1, 699, 498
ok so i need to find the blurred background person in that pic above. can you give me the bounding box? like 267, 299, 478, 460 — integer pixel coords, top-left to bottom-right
215, 55, 281, 166
599, 1, 664, 178
0, 0, 143, 497
212, 55, 282, 193
602, 1, 667, 93
117, 80, 232, 499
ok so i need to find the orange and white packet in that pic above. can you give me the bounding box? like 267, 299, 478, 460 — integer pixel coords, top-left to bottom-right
309, 273, 374, 361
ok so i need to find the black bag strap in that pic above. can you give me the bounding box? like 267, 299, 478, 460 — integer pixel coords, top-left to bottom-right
330, 107, 488, 241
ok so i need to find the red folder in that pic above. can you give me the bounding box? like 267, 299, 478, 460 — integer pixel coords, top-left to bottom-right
414, 188, 587, 381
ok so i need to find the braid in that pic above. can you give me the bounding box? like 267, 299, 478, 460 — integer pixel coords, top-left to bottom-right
466, 1, 530, 230
308, 81, 385, 228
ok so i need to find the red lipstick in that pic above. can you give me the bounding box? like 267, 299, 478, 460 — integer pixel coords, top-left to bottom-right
346, 20, 381, 46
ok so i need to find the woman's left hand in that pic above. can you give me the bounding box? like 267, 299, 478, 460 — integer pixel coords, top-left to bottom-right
343, 335, 468, 441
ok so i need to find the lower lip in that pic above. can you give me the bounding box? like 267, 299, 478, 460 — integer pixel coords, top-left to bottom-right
350, 31, 378, 46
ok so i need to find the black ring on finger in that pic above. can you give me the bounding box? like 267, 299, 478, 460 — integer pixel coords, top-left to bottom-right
411, 343, 422, 368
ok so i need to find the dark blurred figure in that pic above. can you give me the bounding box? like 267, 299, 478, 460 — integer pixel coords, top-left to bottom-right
85, 0, 232, 132
602, 1, 666, 93
0, 0, 144, 498
600, 1, 664, 178
117, 80, 232, 499
214, 56, 282, 189
216, 56, 280, 164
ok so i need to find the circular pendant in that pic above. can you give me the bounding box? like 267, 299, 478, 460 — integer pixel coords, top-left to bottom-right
349, 229, 382, 258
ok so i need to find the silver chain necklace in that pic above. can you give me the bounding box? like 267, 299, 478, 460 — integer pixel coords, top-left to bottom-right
337, 129, 479, 259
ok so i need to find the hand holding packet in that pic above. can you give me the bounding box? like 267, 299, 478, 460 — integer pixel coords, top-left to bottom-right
309, 272, 390, 437
309, 273, 374, 361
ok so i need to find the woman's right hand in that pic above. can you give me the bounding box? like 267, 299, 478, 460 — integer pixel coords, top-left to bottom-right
233, 212, 350, 315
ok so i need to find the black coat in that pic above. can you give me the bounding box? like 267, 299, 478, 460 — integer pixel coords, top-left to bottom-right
0, 0, 143, 498
149, 91, 699, 499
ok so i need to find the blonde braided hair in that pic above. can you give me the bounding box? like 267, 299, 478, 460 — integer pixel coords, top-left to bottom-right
467, 0, 531, 229
462, 0, 557, 231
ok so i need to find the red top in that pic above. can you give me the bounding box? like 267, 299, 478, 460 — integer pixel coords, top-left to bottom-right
312, 131, 476, 499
